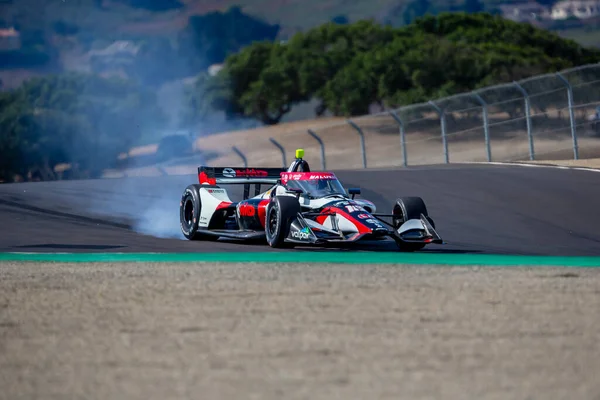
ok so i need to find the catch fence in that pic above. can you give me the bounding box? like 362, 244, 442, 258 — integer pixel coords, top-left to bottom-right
224, 63, 600, 170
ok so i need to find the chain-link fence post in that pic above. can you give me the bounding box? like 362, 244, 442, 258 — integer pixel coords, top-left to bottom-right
269, 137, 287, 168
231, 146, 248, 168
556, 72, 579, 160
307, 129, 326, 170
513, 82, 535, 160
428, 100, 449, 164
346, 120, 367, 168
472, 91, 492, 162
389, 110, 408, 167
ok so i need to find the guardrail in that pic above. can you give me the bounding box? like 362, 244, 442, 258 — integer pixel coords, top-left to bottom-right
228, 63, 600, 170
114, 63, 600, 178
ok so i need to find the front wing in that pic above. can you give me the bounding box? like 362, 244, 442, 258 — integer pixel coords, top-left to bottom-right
284, 211, 444, 246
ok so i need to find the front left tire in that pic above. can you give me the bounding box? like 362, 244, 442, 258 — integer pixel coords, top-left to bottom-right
265, 195, 300, 248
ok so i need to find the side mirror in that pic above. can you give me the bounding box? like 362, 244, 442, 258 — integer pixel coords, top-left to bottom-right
348, 188, 361, 199
286, 187, 303, 199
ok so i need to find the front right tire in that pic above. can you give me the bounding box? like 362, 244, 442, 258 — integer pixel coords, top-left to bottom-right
392, 196, 433, 252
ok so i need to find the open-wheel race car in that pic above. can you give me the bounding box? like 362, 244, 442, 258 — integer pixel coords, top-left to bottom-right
179, 149, 444, 251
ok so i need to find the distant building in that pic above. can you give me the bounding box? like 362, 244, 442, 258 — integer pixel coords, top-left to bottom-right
499, 2, 551, 22
551, 0, 600, 19
0, 27, 21, 51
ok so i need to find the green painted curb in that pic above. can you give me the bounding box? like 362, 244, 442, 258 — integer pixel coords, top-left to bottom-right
1, 252, 600, 266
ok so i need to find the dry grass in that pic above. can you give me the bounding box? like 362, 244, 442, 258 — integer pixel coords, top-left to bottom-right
1, 261, 600, 400
108, 111, 600, 178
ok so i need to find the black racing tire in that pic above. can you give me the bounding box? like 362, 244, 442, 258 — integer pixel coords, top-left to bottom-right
392, 196, 434, 228
179, 184, 218, 241
265, 195, 300, 248
392, 196, 433, 252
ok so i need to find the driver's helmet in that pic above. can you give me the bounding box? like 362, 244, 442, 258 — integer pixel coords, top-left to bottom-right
295, 159, 310, 172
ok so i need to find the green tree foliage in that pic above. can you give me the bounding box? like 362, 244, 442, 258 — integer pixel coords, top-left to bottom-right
0, 26, 57, 68
403, 0, 434, 25
0, 73, 166, 182
189, 12, 600, 124
379, 0, 437, 27
194, 20, 397, 124
177, 6, 280, 75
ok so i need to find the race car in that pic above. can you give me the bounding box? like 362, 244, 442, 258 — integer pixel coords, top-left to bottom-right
179, 149, 443, 251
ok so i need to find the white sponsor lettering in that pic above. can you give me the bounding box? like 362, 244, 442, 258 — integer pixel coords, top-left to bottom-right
292, 231, 310, 239
345, 205, 363, 213
292, 227, 311, 239
309, 174, 334, 180
222, 168, 236, 178
366, 218, 383, 227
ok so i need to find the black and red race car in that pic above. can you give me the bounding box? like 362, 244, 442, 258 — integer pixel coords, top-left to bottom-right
179, 149, 443, 251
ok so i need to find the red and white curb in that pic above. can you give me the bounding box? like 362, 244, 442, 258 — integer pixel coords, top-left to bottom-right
461, 161, 600, 173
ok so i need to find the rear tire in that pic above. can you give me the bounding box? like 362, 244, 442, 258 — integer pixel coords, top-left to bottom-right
265, 195, 300, 248
392, 196, 432, 252
179, 184, 218, 241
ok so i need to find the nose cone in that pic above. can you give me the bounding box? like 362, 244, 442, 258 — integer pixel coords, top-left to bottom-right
358, 214, 387, 233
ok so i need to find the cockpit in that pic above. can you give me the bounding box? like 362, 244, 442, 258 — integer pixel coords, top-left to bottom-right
282, 173, 348, 198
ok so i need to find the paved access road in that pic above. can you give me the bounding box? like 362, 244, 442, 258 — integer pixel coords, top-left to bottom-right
1, 164, 599, 255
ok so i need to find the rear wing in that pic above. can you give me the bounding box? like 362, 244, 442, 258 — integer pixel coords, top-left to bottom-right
198, 166, 286, 199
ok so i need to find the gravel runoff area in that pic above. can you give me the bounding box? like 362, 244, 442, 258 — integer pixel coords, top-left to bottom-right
1, 262, 599, 400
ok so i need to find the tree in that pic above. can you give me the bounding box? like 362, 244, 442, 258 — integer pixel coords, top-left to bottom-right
189, 12, 600, 123
192, 41, 308, 125
177, 6, 280, 75
403, 0, 433, 25
0, 73, 167, 182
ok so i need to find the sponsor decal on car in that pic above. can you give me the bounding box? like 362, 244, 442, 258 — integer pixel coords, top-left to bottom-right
333, 200, 349, 207
238, 203, 256, 217
208, 189, 225, 193
308, 174, 336, 180
222, 168, 236, 178
344, 205, 364, 213
357, 213, 370, 219
291, 227, 311, 240
365, 218, 384, 228
238, 169, 268, 177
222, 168, 269, 178
280, 172, 337, 183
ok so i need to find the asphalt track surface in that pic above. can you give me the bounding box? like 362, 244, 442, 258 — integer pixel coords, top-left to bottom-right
1, 163, 600, 256
3, 164, 600, 400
